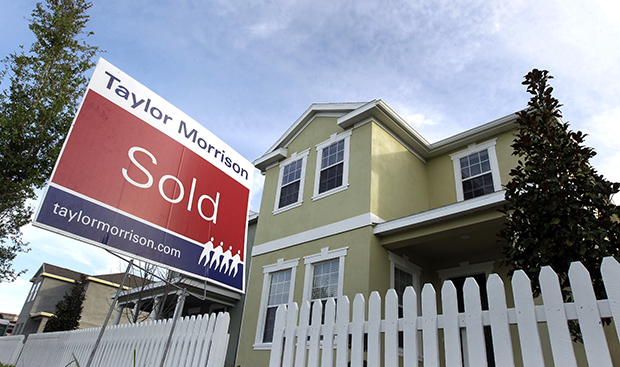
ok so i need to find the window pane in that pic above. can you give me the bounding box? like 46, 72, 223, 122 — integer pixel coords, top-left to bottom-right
282, 159, 303, 185
462, 172, 494, 199
312, 259, 339, 300
263, 269, 292, 343
321, 141, 345, 169
318, 163, 343, 194
263, 306, 277, 343
279, 181, 301, 208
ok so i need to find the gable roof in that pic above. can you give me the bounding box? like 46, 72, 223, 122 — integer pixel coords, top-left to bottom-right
253, 99, 518, 172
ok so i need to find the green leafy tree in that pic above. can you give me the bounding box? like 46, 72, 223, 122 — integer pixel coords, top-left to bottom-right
0, 0, 99, 282
500, 69, 620, 310
43, 274, 87, 332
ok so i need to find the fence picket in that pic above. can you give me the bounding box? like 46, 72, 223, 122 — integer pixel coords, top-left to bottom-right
539, 266, 577, 367
441, 280, 462, 367
308, 301, 322, 367
321, 298, 337, 367
601, 257, 620, 342
207, 312, 230, 367
336, 295, 350, 367
196, 313, 218, 366
422, 283, 439, 367
403, 286, 418, 366
268, 305, 287, 367
384, 289, 399, 367
569, 261, 613, 367
487, 273, 514, 367
463, 277, 487, 366
295, 301, 311, 367
512, 270, 545, 367
368, 292, 381, 367
351, 294, 366, 367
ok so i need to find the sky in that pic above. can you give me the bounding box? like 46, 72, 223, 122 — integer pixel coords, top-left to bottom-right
1, 0, 619, 315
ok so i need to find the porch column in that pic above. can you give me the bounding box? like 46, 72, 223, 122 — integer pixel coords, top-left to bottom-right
131, 301, 140, 323
112, 305, 125, 325
150, 296, 163, 321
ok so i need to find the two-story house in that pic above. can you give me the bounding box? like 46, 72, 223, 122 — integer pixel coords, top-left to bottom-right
236, 99, 519, 366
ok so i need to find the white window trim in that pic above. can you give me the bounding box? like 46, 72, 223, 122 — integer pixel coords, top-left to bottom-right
389, 252, 423, 359
273, 149, 310, 215
254, 257, 299, 350
389, 252, 421, 291
312, 130, 352, 201
302, 247, 348, 304
450, 139, 502, 202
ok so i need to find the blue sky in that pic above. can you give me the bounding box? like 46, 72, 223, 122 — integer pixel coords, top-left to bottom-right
1, 0, 619, 314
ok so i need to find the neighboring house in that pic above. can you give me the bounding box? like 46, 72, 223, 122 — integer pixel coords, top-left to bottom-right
113, 211, 258, 367
236, 99, 522, 366
0, 313, 18, 336
13, 263, 144, 337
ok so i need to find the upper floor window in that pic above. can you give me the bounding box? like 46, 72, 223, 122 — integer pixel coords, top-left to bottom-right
450, 139, 502, 202
274, 149, 309, 215
313, 131, 352, 201
26, 281, 42, 303
460, 149, 494, 199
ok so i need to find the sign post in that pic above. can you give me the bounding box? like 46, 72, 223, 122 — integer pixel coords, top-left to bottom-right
34, 58, 253, 293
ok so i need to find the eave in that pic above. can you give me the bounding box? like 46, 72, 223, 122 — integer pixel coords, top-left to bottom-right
253, 99, 519, 172
374, 190, 506, 237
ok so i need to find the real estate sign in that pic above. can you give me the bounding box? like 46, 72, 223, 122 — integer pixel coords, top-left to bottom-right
34, 58, 253, 293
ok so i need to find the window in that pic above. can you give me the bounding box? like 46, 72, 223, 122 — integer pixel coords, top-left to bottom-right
389, 252, 421, 351
313, 131, 352, 201
255, 258, 299, 349
311, 259, 340, 301
26, 281, 42, 303
450, 139, 501, 202
274, 150, 309, 214
460, 150, 494, 199
263, 270, 292, 343
303, 247, 348, 304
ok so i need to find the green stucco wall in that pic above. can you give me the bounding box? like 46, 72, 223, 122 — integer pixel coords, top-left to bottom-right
253, 117, 372, 246
370, 123, 428, 221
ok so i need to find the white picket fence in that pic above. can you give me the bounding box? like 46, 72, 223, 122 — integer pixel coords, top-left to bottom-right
269, 257, 620, 367
0, 334, 25, 365
0, 312, 229, 367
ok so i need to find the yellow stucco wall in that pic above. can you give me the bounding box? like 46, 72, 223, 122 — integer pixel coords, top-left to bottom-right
370, 123, 428, 221
236, 226, 393, 367
254, 117, 372, 246
426, 130, 518, 210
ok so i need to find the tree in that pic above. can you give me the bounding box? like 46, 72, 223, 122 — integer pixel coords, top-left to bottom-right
43, 274, 87, 332
500, 69, 620, 312
0, 0, 99, 282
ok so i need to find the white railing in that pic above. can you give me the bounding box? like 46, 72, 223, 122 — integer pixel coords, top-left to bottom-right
0, 312, 229, 367
269, 257, 620, 367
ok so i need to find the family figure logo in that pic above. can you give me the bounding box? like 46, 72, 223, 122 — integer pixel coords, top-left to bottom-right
199, 238, 242, 277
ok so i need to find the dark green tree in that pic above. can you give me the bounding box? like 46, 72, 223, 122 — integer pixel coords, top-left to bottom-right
43, 274, 87, 332
0, 0, 99, 282
500, 69, 620, 307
